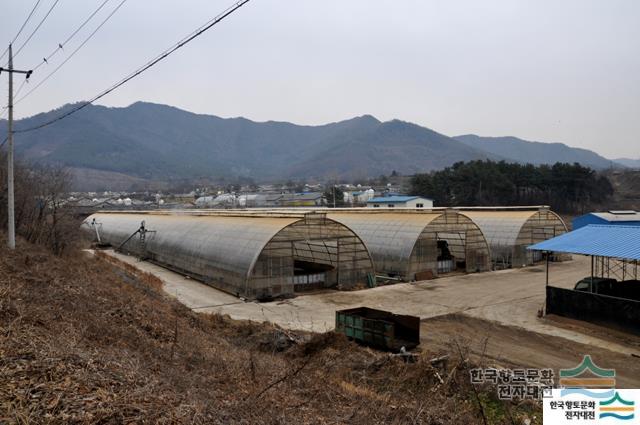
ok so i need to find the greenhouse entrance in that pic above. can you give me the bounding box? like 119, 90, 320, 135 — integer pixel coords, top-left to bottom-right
291, 239, 338, 291
460, 208, 568, 269
436, 231, 468, 274
329, 211, 491, 281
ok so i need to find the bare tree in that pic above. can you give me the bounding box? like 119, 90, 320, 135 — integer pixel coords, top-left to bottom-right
0, 153, 78, 255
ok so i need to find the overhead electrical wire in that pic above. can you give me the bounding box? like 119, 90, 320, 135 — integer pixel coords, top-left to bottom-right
31, 0, 112, 74
3, 0, 114, 120
0, 0, 44, 63
0, 77, 29, 120
1, 0, 55, 120
12, 0, 62, 60
13, 79, 29, 100
12, 0, 251, 135
15, 0, 126, 106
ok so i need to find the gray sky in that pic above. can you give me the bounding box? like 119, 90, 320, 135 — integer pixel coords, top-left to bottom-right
2, 0, 639, 158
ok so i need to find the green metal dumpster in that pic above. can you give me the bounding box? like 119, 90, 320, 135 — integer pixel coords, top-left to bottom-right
335, 307, 420, 351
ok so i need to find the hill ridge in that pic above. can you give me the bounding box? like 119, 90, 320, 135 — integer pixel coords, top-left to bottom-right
0, 102, 618, 189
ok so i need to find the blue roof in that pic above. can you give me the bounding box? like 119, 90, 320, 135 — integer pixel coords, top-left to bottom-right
528, 225, 640, 260
367, 196, 428, 203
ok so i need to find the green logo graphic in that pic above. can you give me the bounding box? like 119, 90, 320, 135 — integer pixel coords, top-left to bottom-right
559, 355, 616, 388
599, 392, 635, 420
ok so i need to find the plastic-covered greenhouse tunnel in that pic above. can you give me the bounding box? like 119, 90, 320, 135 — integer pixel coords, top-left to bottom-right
458, 207, 568, 269
83, 211, 375, 300
326, 210, 492, 280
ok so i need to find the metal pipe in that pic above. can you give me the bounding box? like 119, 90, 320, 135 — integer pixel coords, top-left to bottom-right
591, 256, 594, 293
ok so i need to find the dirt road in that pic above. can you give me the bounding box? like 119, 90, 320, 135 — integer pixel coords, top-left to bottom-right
421, 314, 640, 388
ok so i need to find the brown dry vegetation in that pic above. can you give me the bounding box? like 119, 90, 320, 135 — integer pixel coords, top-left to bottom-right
0, 238, 541, 424
0, 155, 79, 256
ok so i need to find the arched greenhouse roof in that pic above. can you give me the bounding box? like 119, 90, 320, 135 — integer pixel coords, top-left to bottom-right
458, 209, 567, 249
85, 212, 302, 278
327, 212, 444, 263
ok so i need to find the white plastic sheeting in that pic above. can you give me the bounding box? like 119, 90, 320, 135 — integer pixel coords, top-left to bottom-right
83, 211, 373, 299
460, 209, 567, 268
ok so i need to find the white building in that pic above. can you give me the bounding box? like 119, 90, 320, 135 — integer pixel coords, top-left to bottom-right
367, 196, 433, 209
344, 188, 375, 205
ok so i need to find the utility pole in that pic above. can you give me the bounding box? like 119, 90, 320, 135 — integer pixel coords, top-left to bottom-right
333, 185, 336, 208
1, 44, 33, 249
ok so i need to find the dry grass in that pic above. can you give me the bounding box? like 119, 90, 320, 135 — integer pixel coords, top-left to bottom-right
0, 238, 540, 424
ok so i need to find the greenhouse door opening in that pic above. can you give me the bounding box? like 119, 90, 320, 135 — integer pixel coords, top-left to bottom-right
292, 260, 333, 291
291, 239, 338, 292
436, 232, 467, 274
529, 227, 557, 263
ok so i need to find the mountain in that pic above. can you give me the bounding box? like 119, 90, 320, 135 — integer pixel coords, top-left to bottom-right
1, 102, 623, 190
0, 102, 495, 185
289, 119, 498, 178
454, 134, 617, 170
613, 158, 640, 169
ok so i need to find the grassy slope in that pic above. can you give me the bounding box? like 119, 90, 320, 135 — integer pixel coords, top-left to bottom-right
0, 240, 539, 424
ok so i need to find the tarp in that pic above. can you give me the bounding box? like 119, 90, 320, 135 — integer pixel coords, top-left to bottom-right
528, 224, 640, 260
546, 286, 640, 334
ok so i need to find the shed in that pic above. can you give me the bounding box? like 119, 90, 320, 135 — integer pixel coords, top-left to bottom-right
572, 211, 640, 230
83, 211, 374, 300
460, 208, 567, 268
528, 225, 640, 334
327, 210, 491, 280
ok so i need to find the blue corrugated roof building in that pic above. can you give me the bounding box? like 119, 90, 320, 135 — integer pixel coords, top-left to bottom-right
572, 210, 640, 230
528, 224, 640, 260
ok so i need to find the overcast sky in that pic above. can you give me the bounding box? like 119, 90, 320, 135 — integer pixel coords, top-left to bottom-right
2, 0, 639, 158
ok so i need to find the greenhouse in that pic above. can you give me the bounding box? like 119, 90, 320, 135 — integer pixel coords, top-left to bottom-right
327, 210, 491, 280
459, 208, 568, 268
83, 211, 374, 300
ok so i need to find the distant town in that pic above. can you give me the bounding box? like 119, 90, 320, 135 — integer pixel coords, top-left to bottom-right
65, 173, 421, 212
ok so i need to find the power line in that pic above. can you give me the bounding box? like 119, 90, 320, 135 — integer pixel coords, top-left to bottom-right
13, 79, 29, 100
12, 0, 251, 135
13, 0, 62, 60
3, 0, 111, 116
1, 76, 30, 120
31, 0, 112, 74
15, 0, 126, 106
0, 0, 44, 63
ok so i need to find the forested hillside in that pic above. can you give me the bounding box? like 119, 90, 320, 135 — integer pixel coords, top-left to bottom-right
455, 135, 616, 170
410, 161, 614, 213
